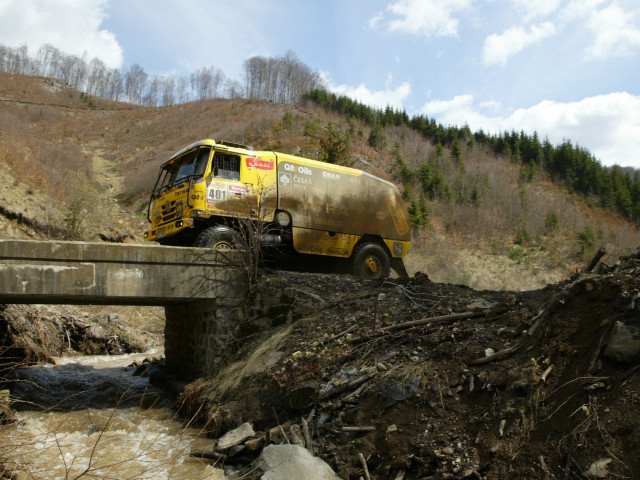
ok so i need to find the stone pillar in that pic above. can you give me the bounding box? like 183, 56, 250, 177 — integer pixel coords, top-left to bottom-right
164, 297, 243, 379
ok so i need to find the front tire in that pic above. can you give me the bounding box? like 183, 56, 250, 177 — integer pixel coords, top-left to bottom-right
194, 225, 245, 250
352, 243, 390, 280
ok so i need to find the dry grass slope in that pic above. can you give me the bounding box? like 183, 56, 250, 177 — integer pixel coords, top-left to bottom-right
0, 73, 637, 290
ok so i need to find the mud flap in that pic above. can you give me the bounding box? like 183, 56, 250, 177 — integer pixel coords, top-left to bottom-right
391, 258, 409, 278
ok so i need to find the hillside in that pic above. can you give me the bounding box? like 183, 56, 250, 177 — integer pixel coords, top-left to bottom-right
1, 73, 640, 480
0, 73, 638, 289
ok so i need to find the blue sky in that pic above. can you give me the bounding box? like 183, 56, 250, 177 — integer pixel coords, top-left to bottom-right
1, 0, 639, 168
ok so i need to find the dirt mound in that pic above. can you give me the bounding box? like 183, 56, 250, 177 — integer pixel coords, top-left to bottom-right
185, 265, 640, 479
0, 304, 157, 364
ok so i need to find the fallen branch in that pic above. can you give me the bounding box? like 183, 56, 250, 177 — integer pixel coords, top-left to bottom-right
330, 325, 358, 342
359, 452, 372, 480
301, 417, 312, 450
469, 338, 526, 365
381, 311, 481, 333
342, 426, 376, 433
190, 449, 225, 461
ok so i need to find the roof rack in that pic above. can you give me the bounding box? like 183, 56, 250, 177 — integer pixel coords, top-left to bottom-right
218, 140, 253, 151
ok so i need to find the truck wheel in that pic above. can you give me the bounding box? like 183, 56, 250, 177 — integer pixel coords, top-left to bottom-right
194, 225, 245, 250
352, 243, 390, 280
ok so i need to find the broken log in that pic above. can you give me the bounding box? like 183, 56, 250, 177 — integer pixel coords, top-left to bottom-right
585, 247, 606, 273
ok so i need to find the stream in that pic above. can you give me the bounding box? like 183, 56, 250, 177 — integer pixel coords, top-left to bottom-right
1, 349, 225, 480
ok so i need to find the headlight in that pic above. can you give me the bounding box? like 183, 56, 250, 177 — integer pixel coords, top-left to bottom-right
276, 211, 291, 227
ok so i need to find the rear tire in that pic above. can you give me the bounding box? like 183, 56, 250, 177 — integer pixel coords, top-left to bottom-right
352, 243, 390, 280
194, 225, 245, 250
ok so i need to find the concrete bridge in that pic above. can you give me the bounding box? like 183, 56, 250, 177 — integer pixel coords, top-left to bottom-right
0, 239, 247, 378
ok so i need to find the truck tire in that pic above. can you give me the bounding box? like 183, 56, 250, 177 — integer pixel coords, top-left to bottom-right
194, 225, 245, 250
352, 243, 390, 280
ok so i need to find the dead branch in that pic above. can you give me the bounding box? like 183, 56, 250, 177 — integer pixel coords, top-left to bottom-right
301, 417, 312, 450
469, 337, 526, 365
380, 311, 481, 333
585, 247, 606, 273
359, 452, 371, 480
342, 426, 376, 432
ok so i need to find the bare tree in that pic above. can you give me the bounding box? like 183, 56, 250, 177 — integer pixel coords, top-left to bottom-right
124, 64, 148, 105
242, 51, 322, 105
87, 58, 108, 96
175, 76, 190, 104
160, 75, 176, 106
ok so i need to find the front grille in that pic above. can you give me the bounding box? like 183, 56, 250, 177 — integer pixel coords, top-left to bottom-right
160, 201, 177, 224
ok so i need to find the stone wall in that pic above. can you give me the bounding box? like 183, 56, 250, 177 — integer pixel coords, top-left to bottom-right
165, 298, 244, 378
163, 273, 324, 379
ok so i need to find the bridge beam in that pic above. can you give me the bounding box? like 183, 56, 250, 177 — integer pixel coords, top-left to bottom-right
0, 239, 246, 305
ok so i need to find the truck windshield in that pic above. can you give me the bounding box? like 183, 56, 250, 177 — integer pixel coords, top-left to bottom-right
155, 147, 211, 194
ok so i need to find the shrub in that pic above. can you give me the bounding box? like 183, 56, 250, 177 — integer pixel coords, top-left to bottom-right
576, 226, 596, 257
544, 211, 559, 234
319, 122, 350, 165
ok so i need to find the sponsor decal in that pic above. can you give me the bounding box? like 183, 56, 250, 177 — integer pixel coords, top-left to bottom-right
207, 186, 228, 204
246, 157, 274, 170
283, 163, 312, 175
376, 211, 386, 220
293, 175, 312, 185
327, 247, 349, 256
229, 185, 249, 193
279, 173, 291, 185
393, 242, 403, 257
322, 171, 340, 180
193, 178, 206, 184
175, 201, 184, 218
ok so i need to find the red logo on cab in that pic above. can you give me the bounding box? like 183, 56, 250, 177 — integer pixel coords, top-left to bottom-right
246, 157, 274, 170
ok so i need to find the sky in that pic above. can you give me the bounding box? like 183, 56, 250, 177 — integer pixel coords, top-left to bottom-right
1, 0, 639, 168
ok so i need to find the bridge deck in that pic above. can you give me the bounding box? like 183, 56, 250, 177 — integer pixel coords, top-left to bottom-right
0, 240, 245, 305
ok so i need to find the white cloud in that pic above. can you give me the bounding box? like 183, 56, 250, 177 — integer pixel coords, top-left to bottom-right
482, 22, 556, 67
586, 3, 640, 58
420, 92, 640, 168
373, 0, 473, 38
513, 0, 562, 21
322, 72, 411, 110
0, 0, 123, 68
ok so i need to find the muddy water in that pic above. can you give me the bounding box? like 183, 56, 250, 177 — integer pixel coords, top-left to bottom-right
1, 350, 225, 479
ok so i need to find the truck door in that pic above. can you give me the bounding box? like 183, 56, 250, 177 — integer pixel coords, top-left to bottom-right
205, 150, 254, 218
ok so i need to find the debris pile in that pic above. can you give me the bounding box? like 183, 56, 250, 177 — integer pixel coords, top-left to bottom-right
183, 265, 640, 479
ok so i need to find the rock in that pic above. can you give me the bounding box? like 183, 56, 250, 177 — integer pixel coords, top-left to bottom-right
484, 348, 495, 357
603, 321, 640, 362
259, 444, 341, 480
217, 422, 255, 451
379, 381, 407, 407
466, 298, 495, 310
245, 437, 265, 452
227, 444, 245, 457
584, 458, 612, 478
386, 424, 398, 434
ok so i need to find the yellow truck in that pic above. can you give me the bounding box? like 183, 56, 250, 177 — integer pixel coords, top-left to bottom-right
144, 139, 411, 279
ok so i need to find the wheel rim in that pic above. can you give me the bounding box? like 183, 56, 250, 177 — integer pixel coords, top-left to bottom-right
213, 240, 235, 250
363, 255, 382, 278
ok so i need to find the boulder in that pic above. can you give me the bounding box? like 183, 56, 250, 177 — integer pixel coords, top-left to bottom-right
259, 444, 341, 480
